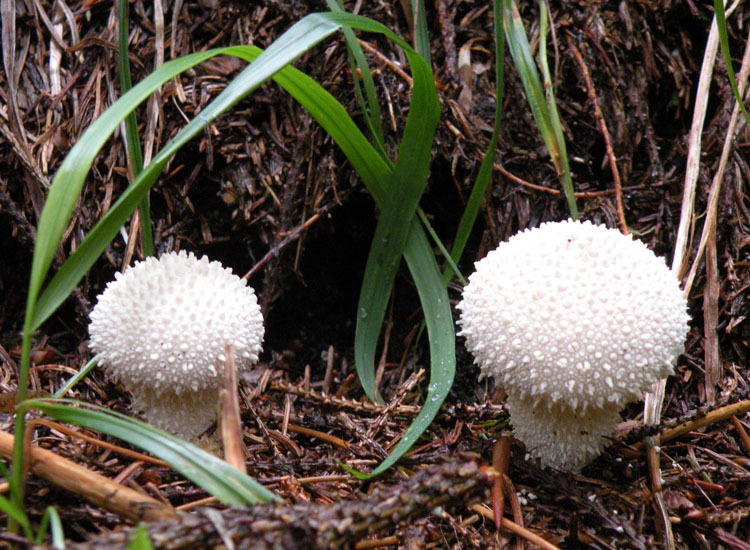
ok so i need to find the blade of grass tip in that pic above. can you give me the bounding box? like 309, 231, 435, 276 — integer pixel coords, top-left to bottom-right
536, 0, 577, 219
118, 0, 153, 257
326, 0, 388, 158
353, 30, 440, 403
23, 399, 278, 505
37, 506, 64, 549
411, 0, 430, 65
444, 0, 505, 285
54, 355, 98, 398
714, 0, 750, 127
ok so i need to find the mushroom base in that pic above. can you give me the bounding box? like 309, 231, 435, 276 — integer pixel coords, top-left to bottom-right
132, 387, 219, 440
507, 394, 622, 471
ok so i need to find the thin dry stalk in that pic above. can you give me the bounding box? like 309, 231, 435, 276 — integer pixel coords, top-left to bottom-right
703, 230, 720, 404
730, 416, 750, 455
690, 25, 750, 403
286, 424, 352, 451
640, 6, 728, 546
642, 400, 750, 446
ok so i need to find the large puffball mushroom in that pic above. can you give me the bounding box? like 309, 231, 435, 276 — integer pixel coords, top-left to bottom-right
457, 220, 689, 471
89, 251, 264, 439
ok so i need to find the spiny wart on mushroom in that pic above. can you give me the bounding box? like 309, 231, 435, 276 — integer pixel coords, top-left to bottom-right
457, 220, 689, 471
88, 251, 264, 439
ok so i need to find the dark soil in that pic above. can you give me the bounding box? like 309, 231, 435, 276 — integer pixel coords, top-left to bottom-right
2, 0, 750, 548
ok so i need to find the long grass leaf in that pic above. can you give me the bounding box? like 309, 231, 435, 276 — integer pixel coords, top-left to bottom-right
245, 43, 455, 472
22, 399, 278, 505
118, 0, 153, 257
353, 23, 440, 403
536, 0, 577, 219
412, 0, 431, 64
345, 221, 454, 478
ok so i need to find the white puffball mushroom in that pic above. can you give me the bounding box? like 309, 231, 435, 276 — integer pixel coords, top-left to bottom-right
457, 220, 689, 471
89, 251, 264, 440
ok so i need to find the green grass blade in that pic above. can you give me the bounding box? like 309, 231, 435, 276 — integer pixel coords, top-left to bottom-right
344, 220, 454, 478
714, 0, 750, 127
353, 26, 440, 403
418, 210, 465, 285
22, 399, 278, 505
536, 0, 577, 219
54, 356, 98, 398
412, 0, 431, 65
445, 0, 505, 284
0, 493, 33, 539
118, 0, 153, 257
503, 0, 577, 218
37, 506, 65, 549
238, 42, 455, 465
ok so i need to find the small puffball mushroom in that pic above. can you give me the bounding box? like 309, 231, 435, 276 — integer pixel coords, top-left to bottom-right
457, 220, 689, 471
89, 251, 264, 439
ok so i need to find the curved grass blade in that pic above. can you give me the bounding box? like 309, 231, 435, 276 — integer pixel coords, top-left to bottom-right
344, 221, 454, 478
22, 399, 278, 505
503, 0, 577, 218
54, 356, 99, 398
353, 42, 440, 402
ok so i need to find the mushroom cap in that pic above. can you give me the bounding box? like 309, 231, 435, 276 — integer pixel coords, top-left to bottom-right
457, 220, 689, 468
89, 251, 264, 438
